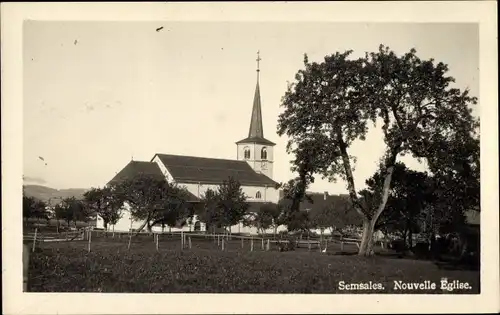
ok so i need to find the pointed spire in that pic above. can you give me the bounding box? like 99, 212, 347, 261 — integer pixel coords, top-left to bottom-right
248, 51, 264, 138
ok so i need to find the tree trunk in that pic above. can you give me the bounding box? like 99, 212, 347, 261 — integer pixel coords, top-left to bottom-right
358, 164, 396, 256
134, 218, 149, 236
359, 219, 374, 255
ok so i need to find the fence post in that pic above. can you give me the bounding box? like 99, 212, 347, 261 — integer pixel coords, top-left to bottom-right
127, 232, 132, 250
189, 236, 192, 249
217, 235, 220, 247
156, 234, 159, 251
251, 238, 254, 252
266, 239, 270, 251
23, 244, 29, 291
32, 228, 38, 252
222, 238, 225, 251
181, 230, 184, 249
308, 242, 311, 252
261, 238, 264, 250
88, 230, 92, 253
241, 237, 244, 249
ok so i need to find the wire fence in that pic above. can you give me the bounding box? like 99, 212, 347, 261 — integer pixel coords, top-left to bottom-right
23, 227, 366, 254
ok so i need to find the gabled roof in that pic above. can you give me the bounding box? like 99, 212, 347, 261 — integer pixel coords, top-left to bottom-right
108, 161, 165, 185
107, 160, 200, 202
152, 153, 278, 187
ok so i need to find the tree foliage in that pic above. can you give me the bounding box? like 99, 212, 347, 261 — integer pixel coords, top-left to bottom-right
23, 192, 49, 222
309, 194, 362, 234
116, 173, 194, 233
245, 202, 284, 236
83, 185, 124, 230
277, 45, 479, 255
56, 197, 90, 227
197, 177, 249, 233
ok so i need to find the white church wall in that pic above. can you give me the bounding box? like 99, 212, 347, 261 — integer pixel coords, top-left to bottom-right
96, 202, 207, 233
181, 182, 279, 204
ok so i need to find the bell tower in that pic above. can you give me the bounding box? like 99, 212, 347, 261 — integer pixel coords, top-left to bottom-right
236, 51, 275, 179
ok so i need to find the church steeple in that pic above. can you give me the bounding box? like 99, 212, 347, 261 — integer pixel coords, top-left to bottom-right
236, 51, 276, 180
248, 51, 264, 138
236, 51, 275, 146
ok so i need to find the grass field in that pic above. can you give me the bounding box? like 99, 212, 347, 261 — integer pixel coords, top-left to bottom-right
27, 234, 480, 294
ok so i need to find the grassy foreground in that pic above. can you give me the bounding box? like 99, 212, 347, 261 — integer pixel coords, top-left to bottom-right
28, 241, 479, 293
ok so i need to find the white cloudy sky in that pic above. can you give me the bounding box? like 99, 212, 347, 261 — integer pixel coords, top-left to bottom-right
23, 22, 479, 193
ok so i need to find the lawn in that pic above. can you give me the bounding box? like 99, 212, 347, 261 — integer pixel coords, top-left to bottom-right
27, 236, 480, 294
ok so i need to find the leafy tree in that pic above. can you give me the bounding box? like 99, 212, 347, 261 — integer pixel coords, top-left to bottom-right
309, 194, 361, 236
83, 185, 124, 231
22, 193, 48, 224
215, 177, 249, 233
117, 174, 193, 234
196, 177, 249, 234
246, 202, 283, 236
286, 210, 313, 235
277, 45, 479, 256
53, 203, 67, 232
58, 197, 89, 227
197, 188, 220, 234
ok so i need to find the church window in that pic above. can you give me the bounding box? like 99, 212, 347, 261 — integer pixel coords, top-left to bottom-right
256, 191, 262, 199
244, 147, 251, 159
261, 147, 267, 160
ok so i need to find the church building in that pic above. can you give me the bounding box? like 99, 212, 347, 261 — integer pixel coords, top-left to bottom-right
96, 53, 284, 234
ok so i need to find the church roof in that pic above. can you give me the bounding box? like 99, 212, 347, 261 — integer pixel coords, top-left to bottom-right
152, 153, 278, 187
108, 160, 165, 185
107, 160, 200, 202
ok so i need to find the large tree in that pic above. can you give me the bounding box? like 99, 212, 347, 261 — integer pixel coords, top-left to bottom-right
83, 185, 124, 231
214, 177, 249, 233
117, 174, 194, 234
57, 197, 90, 228
277, 45, 479, 256
197, 188, 220, 233
196, 177, 249, 234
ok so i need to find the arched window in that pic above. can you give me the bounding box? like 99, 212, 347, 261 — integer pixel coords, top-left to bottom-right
243, 147, 250, 159
256, 191, 262, 199
261, 147, 267, 160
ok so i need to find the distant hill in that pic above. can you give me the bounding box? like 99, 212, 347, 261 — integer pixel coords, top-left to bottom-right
23, 185, 88, 205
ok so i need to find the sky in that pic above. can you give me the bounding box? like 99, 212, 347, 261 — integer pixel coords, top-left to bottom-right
23, 21, 479, 193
